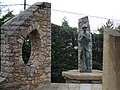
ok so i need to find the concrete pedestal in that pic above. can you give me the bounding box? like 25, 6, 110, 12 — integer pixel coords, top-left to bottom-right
62, 70, 102, 84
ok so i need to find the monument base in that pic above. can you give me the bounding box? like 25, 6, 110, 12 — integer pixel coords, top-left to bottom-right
62, 70, 102, 84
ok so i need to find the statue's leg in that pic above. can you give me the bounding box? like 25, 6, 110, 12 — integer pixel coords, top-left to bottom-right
80, 49, 86, 72
85, 50, 91, 72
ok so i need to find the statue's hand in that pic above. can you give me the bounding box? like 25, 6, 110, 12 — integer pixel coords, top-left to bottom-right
81, 34, 86, 37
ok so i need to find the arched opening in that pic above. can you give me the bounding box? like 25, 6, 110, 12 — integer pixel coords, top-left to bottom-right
22, 29, 40, 65
22, 35, 31, 64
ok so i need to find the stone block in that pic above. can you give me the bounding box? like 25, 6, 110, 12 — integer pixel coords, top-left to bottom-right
57, 83, 69, 90
69, 83, 80, 90
80, 84, 92, 90
91, 84, 102, 90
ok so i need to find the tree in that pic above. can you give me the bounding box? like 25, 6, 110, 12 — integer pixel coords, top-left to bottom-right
104, 19, 114, 29
0, 11, 14, 27
62, 17, 69, 30
92, 33, 103, 70
51, 19, 78, 83
98, 19, 114, 34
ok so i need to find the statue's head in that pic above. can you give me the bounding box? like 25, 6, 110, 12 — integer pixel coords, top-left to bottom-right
82, 24, 87, 32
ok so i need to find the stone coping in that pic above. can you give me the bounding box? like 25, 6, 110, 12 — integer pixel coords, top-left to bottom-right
105, 28, 120, 36
62, 70, 102, 80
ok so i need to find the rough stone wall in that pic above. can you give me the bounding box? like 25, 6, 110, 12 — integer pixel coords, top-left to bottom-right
0, 2, 51, 90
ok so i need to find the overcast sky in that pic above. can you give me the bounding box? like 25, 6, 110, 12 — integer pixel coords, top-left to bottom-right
1, 0, 120, 32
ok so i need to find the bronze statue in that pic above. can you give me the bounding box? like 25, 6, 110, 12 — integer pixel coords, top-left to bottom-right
78, 25, 92, 72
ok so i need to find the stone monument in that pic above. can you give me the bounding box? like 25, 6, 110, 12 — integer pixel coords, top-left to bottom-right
78, 16, 92, 72
62, 16, 102, 84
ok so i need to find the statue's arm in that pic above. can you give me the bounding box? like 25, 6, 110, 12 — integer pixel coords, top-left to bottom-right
83, 34, 91, 42
78, 33, 82, 42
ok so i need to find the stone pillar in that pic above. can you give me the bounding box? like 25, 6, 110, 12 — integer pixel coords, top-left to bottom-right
103, 28, 120, 90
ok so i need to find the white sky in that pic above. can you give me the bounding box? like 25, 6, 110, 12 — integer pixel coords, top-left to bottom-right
1, 0, 120, 32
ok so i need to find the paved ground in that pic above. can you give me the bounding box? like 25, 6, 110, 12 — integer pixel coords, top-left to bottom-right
41, 83, 102, 90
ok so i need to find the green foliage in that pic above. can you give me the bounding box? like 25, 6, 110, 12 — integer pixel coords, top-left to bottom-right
0, 11, 14, 27
116, 25, 120, 33
51, 21, 78, 82
117, 25, 120, 30
22, 36, 31, 64
104, 19, 114, 29
97, 26, 104, 34
92, 33, 103, 70
97, 19, 114, 34
62, 18, 69, 30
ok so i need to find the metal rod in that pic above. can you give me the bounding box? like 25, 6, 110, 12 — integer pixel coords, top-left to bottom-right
24, 0, 26, 10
